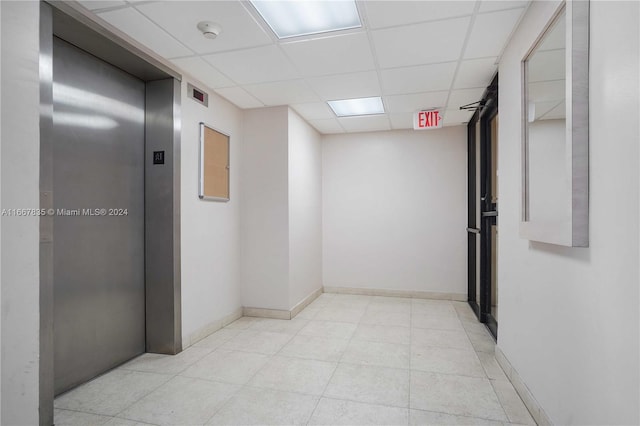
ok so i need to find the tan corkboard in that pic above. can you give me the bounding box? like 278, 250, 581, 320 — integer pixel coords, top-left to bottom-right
199, 123, 230, 201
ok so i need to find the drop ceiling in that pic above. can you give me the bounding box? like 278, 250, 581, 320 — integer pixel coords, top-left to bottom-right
78, 0, 530, 134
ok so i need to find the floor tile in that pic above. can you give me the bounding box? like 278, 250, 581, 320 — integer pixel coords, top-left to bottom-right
411, 298, 454, 308
371, 295, 412, 305
409, 409, 505, 425
193, 328, 243, 349
410, 371, 507, 421
279, 334, 350, 362
491, 380, 536, 425
208, 386, 318, 425
105, 418, 158, 426
249, 356, 337, 396
462, 320, 491, 335
324, 363, 410, 408
452, 303, 478, 322
342, 339, 410, 369
306, 294, 335, 310
352, 324, 411, 345
412, 312, 463, 331
54, 409, 112, 426
326, 295, 371, 310
249, 318, 309, 334
367, 298, 411, 314
467, 330, 496, 353
298, 320, 358, 340
55, 370, 172, 416
119, 347, 213, 375
295, 307, 322, 319
224, 317, 261, 330
314, 307, 366, 323
181, 349, 269, 385
411, 302, 458, 318
477, 352, 508, 381
309, 397, 409, 425
119, 376, 240, 425
411, 345, 485, 378
221, 330, 293, 355
411, 328, 473, 350
360, 310, 411, 327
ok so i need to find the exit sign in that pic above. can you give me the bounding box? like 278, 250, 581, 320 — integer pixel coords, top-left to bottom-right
413, 110, 442, 130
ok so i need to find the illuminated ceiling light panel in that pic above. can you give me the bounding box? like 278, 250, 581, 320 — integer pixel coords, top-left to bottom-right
327, 97, 385, 117
249, 0, 361, 39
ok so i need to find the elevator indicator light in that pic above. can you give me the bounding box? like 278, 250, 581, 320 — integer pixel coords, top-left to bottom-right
153, 151, 165, 165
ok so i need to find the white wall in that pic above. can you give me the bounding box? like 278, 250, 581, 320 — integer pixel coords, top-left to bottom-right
288, 109, 322, 308
0, 1, 41, 423
180, 80, 244, 343
322, 127, 467, 297
497, 1, 639, 424
240, 106, 290, 310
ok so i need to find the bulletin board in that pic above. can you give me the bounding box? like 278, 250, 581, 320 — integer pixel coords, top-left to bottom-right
199, 123, 230, 201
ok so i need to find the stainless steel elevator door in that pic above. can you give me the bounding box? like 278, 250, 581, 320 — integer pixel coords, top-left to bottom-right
52, 37, 145, 395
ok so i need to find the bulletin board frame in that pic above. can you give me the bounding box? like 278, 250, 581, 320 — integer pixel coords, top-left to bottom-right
198, 122, 230, 202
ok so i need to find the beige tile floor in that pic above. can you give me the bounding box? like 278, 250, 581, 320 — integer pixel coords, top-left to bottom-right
54, 293, 537, 426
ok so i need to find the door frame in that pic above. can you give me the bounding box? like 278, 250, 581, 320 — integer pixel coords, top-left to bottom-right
39, 2, 182, 424
479, 76, 498, 337
467, 74, 499, 338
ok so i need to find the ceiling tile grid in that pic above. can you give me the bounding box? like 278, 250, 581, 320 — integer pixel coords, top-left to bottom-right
85, 0, 530, 134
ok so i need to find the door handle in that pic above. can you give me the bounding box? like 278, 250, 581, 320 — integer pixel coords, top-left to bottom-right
482, 211, 498, 217
467, 227, 481, 234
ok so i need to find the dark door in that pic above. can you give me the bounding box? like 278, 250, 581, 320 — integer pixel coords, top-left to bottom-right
53, 37, 146, 395
467, 75, 499, 338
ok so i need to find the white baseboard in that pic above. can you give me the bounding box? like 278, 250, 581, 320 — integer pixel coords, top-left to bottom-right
182, 307, 242, 349
243, 306, 290, 320
323, 286, 466, 301
495, 346, 553, 426
244, 287, 323, 320
291, 287, 323, 318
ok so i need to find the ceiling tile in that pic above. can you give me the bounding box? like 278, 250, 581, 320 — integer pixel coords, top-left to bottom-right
338, 115, 391, 133
135, 1, 272, 55
202, 45, 299, 85
98, 7, 192, 58
372, 17, 471, 68
244, 80, 319, 106
380, 62, 457, 95
384, 91, 449, 113
364, 1, 476, 29
388, 113, 414, 130
79, 1, 127, 11
478, 0, 529, 13
307, 71, 381, 101
442, 108, 474, 126
308, 118, 345, 134
454, 57, 497, 89
291, 103, 335, 121
215, 86, 263, 109
171, 56, 234, 89
280, 33, 375, 77
464, 8, 524, 59
447, 88, 486, 109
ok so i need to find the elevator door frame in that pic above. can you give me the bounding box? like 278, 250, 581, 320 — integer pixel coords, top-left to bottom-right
39, 2, 182, 424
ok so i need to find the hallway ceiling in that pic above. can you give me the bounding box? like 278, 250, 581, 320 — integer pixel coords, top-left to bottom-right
79, 0, 530, 134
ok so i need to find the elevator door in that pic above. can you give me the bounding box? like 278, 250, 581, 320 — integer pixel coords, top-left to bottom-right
53, 37, 146, 395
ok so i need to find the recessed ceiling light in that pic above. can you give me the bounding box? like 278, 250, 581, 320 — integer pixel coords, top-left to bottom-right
327, 97, 385, 117
249, 0, 361, 39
